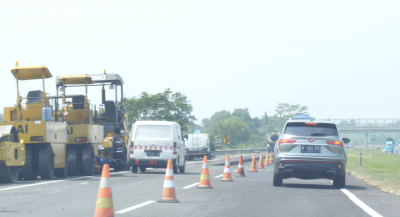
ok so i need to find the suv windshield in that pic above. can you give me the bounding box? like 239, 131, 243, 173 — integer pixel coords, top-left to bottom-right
135, 125, 172, 139
284, 122, 338, 136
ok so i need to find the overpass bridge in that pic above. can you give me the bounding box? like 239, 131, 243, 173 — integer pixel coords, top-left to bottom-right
332, 119, 400, 133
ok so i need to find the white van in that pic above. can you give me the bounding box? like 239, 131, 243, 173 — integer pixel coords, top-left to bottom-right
129, 121, 186, 174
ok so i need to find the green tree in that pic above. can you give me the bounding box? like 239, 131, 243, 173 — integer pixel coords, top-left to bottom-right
124, 88, 196, 132
215, 116, 250, 147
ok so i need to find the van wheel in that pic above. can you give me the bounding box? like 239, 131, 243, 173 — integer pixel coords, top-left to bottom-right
173, 165, 178, 174
139, 166, 146, 173
179, 160, 186, 174
131, 165, 138, 173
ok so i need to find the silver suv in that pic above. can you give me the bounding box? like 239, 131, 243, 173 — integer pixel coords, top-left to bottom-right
272, 118, 350, 188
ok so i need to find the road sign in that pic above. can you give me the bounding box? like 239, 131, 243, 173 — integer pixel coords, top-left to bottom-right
224, 137, 230, 145
371, 135, 376, 141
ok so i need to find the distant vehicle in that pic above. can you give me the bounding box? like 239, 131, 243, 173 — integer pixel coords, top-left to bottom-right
129, 121, 186, 174
184, 133, 212, 160
273, 118, 349, 188
267, 132, 280, 152
383, 138, 394, 153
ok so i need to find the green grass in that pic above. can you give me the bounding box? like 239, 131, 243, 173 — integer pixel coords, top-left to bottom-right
346, 148, 400, 195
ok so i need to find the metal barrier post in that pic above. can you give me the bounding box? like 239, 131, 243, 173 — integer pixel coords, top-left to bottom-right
359, 153, 362, 167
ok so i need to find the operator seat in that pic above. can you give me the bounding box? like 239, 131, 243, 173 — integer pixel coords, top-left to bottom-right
104, 101, 116, 118
72, 95, 85, 109
27, 90, 43, 104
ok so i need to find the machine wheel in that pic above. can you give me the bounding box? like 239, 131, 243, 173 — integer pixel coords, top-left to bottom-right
273, 172, 283, 186
131, 165, 138, 173
67, 148, 78, 176
333, 174, 346, 188
0, 165, 20, 183
139, 166, 146, 173
82, 145, 95, 176
179, 160, 186, 174
38, 145, 54, 180
22, 148, 38, 181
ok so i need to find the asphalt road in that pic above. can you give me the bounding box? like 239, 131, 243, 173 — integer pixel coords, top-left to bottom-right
1, 155, 400, 217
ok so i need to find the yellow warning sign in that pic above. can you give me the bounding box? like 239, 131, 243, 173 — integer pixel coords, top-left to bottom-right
224, 137, 230, 145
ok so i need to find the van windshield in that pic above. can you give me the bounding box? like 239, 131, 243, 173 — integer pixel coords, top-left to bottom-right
135, 125, 172, 139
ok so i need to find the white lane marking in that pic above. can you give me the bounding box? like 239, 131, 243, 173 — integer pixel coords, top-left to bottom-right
233, 170, 237, 172
214, 174, 223, 178
116, 201, 155, 214
340, 189, 383, 217
183, 182, 199, 189
0, 176, 92, 191
0, 171, 129, 192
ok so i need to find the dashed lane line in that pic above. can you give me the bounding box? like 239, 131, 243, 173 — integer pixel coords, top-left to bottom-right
183, 182, 199, 189
115, 201, 155, 214
214, 174, 223, 178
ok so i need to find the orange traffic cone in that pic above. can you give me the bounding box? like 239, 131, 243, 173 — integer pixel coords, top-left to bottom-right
198, 156, 213, 189
236, 155, 246, 177
94, 164, 114, 217
159, 159, 179, 203
264, 151, 270, 166
258, 152, 265, 169
249, 154, 258, 172
270, 152, 274, 164
221, 155, 234, 182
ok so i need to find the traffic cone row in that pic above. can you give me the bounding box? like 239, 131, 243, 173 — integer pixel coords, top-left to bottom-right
94, 152, 272, 215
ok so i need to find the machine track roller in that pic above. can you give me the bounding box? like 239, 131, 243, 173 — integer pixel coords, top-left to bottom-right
81, 145, 94, 176
54, 154, 68, 178
67, 148, 78, 176
38, 145, 54, 180
22, 148, 38, 181
0, 165, 20, 183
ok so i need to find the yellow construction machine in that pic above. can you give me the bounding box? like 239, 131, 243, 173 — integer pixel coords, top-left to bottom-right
54, 75, 104, 176
90, 71, 130, 170
0, 63, 68, 180
0, 125, 25, 183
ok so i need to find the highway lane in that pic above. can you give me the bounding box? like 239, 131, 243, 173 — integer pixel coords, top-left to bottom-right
0, 155, 399, 217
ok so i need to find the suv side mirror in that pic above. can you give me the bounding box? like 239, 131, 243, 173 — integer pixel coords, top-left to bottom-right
342, 138, 350, 144
271, 135, 279, 141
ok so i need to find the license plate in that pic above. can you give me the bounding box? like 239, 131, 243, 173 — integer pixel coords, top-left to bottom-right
146, 151, 161, 157
301, 145, 321, 153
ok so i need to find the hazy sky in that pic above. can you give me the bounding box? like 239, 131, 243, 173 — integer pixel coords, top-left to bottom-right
1, 0, 399, 124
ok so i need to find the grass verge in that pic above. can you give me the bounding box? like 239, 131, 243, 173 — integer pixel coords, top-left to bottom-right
346, 148, 400, 195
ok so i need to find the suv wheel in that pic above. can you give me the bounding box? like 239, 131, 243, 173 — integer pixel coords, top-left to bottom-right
333, 173, 345, 188
139, 166, 146, 173
273, 172, 283, 186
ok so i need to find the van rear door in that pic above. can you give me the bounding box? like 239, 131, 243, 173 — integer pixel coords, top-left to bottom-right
133, 125, 174, 159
